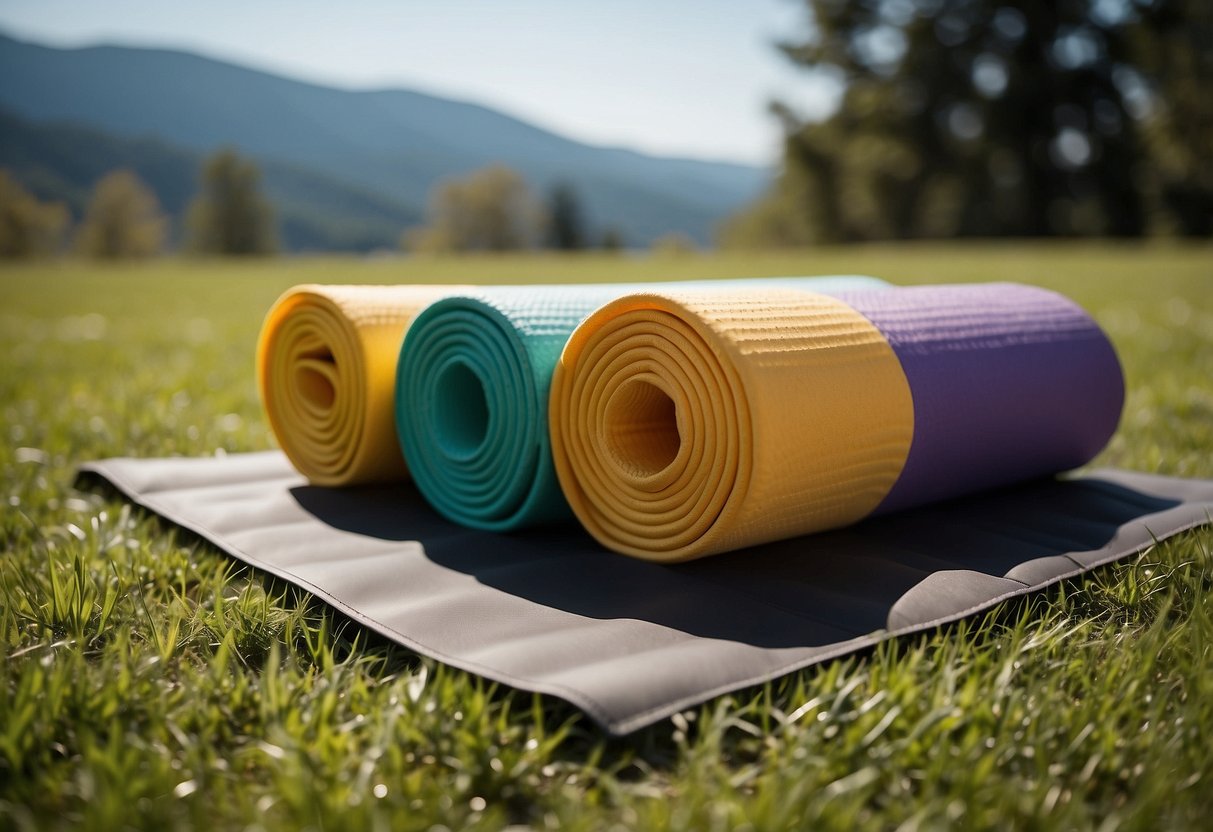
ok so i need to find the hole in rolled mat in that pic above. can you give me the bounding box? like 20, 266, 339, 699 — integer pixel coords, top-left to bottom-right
603, 379, 681, 477
433, 360, 490, 456
296, 364, 336, 410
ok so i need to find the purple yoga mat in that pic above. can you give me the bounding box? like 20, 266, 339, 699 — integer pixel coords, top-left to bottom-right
840, 283, 1125, 514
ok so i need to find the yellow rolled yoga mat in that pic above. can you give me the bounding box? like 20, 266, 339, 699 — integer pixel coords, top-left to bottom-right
550, 289, 916, 561
257, 284, 470, 485
549, 283, 1124, 562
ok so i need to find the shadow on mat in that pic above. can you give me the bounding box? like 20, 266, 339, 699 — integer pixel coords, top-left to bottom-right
288, 476, 1178, 649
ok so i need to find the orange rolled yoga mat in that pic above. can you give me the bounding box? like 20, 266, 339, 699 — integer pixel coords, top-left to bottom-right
550, 288, 916, 561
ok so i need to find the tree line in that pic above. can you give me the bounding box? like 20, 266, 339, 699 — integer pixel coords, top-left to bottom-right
1, 150, 277, 259
721, 0, 1212, 246
1, 151, 644, 259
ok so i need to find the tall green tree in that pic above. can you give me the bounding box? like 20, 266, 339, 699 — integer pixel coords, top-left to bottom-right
74, 170, 167, 259
0, 170, 68, 259
186, 149, 277, 255
404, 165, 542, 253
1126, 0, 1213, 235
545, 182, 586, 250
724, 0, 1212, 245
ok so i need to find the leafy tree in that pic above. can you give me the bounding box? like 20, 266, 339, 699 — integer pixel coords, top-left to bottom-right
0, 170, 68, 258
405, 165, 542, 253
186, 149, 277, 255
1126, 0, 1213, 235
718, 140, 824, 248
725, 0, 1212, 245
545, 182, 586, 250
74, 170, 167, 259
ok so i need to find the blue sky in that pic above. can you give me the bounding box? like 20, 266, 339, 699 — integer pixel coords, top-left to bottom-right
0, 0, 841, 166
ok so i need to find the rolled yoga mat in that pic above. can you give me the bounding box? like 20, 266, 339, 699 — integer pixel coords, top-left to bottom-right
394, 276, 888, 530
550, 282, 1125, 561
257, 284, 471, 486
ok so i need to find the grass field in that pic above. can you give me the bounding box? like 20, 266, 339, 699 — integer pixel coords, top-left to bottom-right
2, 244, 1211, 830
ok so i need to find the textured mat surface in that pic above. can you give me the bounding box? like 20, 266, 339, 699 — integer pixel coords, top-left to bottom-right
81, 452, 1213, 735
394, 276, 887, 531
551, 283, 1124, 560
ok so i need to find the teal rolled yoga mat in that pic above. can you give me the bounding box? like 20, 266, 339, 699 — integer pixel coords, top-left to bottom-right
394, 276, 889, 531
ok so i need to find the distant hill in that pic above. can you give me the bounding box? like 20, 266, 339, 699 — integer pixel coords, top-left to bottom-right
0, 109, 421, 251
0, 32, 769, 248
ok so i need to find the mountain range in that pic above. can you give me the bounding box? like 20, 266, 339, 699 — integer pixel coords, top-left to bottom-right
0, 31, 769, 250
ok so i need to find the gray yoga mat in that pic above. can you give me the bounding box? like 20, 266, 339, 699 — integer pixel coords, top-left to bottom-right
80, 452, 1213, 735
